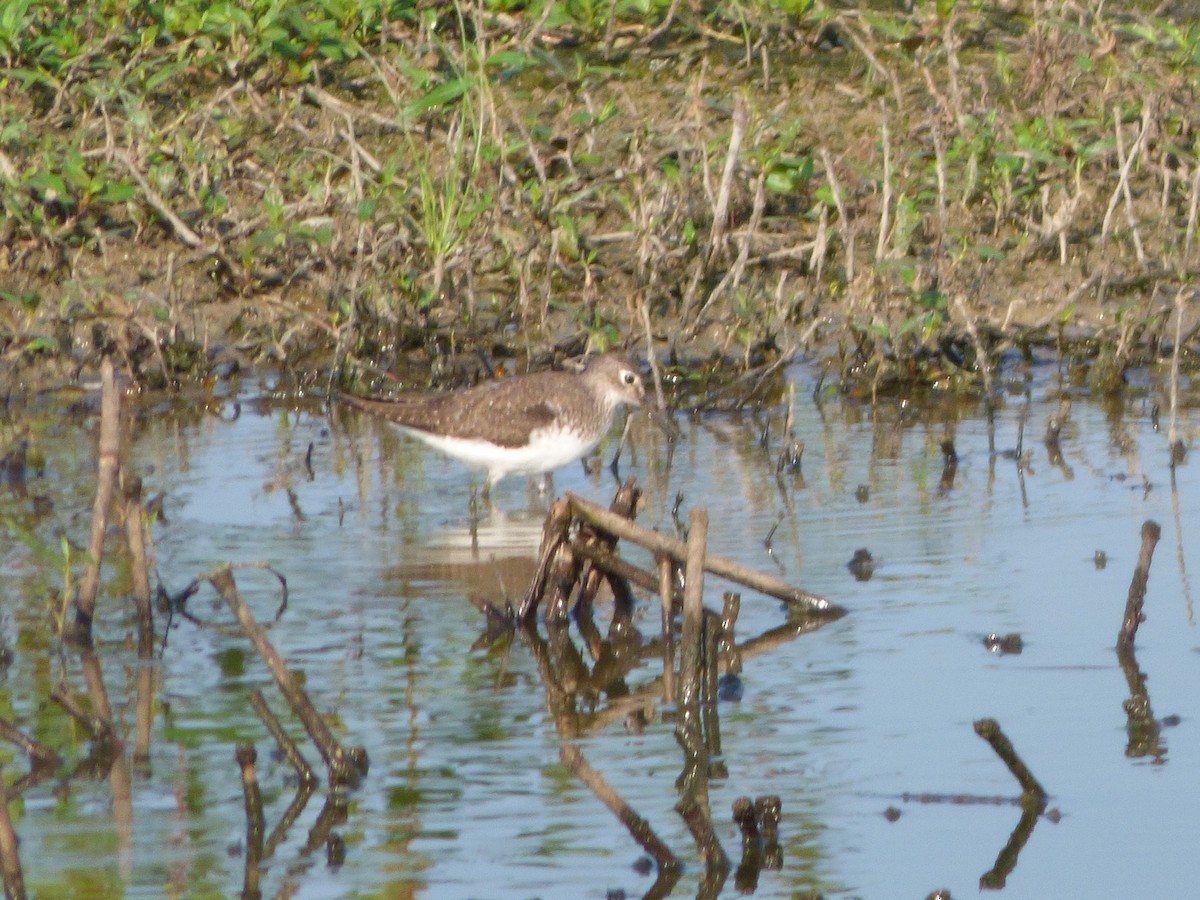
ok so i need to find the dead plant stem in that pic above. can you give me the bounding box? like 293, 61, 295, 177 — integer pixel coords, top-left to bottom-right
838, 13, 904, 108
1102, 104, 1149, 263
1185, 167, 1200, 265
71, 358, 121, 644
876, 106, 892, 262
820, 146, 854, 282
693, 169, 767, 337
706, 94, 749, 266
933, 124, 948, 268
943, 12, 964, 128
119, 151, 206, 250
639, 298, 667, 411
643, 0, 679, 45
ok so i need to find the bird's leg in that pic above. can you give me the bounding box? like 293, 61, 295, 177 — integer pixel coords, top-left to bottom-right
608, 414, 635, 482
479, 476, 499, 512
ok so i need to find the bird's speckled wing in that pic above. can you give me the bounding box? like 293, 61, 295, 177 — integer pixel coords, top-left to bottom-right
341, 371, 571, 448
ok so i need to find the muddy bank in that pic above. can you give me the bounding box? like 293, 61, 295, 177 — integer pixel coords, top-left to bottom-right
1, 3, 1198, 399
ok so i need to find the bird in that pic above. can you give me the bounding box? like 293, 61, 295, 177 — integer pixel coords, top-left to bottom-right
341, 353, 645, 499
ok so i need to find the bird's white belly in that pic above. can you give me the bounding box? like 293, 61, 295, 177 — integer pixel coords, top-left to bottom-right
396, 424, 601, 479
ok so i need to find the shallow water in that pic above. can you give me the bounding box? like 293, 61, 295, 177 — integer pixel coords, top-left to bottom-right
2, 359, 1199, 898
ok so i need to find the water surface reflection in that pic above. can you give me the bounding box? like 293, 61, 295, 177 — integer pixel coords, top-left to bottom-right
0, 361, 1197, 898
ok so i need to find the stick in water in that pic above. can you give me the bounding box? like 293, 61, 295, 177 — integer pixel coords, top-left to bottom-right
1118, 520, 1162, 653
69, 357, 122, 645
973, 718, 1048, 805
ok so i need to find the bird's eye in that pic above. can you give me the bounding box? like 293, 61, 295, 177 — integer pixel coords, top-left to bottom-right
623, 372, 636, 385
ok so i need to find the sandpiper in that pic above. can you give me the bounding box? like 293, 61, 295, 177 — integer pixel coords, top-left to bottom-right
342, 353, 645, 498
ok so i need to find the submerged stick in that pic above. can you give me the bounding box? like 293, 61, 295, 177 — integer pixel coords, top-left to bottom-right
50, 684, 109, 742
518, 498, 571, 623
250, 689, 319, 788
134, 663, 155, 769
677, 789, 729, 876
50, 652, 118, 746
0, 768, 25, 900
673, 510, 707, 767
719, 591, 741, 667
263, 779, 318, 860
208, 565, 367, 787
754, 796, 782, 868
980, 797, 1043, 890
125, 474, 158, 767
1167, 290, 1185, 459
678, 508, 708, 727
565, 493, 840, 616
658, 555, 676, 705
560, 744, 680, 876
732, 796, 774, 892
701, 612, 723, 758
81, 651, 116, 741
973, 719, 1048, 805
571, 543, 659, 594
1118, 520, 1162, 653
302, 793, 350, 856
123, 475, 155, 657
69, 357, 122, 644
236, 744, 265, 899
575, 478, 640, 626
0, 718, 62, 770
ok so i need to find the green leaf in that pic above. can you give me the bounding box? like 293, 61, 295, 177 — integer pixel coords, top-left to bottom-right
28, 171, 68, 202
897, 313, 933, 337
0, 290, 39, 310
144, 59, 189, 92
23, 335, 56, 354
61, 150, 92, 192
485, 50, 535, 74
974, 244, 1006, 261
592, 99, 618, 126
404, 77, 473, 118
97, 180, 135, 203
766, 169, 794, 193
0, 0, 32, 40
